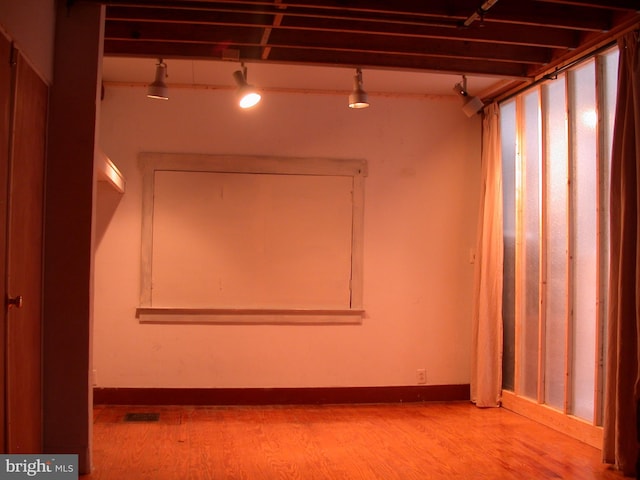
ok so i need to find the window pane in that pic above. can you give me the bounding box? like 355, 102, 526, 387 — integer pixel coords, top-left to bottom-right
501, 100, 517, 391
570, 61, 597, 421
520, 90, 541, 400
543, 77, 568, 410
603, 51, 618, 158
500, 50, 615, 429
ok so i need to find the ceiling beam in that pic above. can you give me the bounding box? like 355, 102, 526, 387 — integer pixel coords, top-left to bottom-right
102, 39, 532, 78
532, 0, 640, 10
94, 0, 640, 85
104, 14, 582, 50
259, 0, 285, 59
105, 2, 611, 32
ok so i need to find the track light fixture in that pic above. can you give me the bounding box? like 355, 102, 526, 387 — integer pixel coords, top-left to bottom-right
147, 58, 169, 100
233, 63, 261, 109
348, 68, 369, 109
453, 75, 484, 117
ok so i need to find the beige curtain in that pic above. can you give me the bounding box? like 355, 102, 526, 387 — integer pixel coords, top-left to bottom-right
603, 30, 640, 477
471, 102, 503, 408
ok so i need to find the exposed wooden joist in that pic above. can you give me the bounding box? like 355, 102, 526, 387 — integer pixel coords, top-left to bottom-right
278, 16, 581, 48
481, 1, 612, 31
263, 48, 532, 78
260, 0, 285, 59
102, 39, 532, 78
103, 39, 263, 62
267, 29, 552, 65
89, 0, 640, 84
104, 3, 603, 40
104, 16, 581, 50
532, 0, 640, 10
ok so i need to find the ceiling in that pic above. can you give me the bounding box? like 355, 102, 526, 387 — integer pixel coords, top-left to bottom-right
89, 0, 640, 100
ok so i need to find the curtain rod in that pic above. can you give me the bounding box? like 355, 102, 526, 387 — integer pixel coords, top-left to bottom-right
494, 23, 640, 105
495, 40, 617, 105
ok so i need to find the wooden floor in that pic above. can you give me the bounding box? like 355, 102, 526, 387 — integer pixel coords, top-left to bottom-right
85, 402, 623, 479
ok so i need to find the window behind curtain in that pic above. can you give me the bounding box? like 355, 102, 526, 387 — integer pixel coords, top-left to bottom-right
501, 48, 619, 424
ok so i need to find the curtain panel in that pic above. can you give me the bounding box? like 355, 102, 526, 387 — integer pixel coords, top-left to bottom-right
603, 30, 640, 477
471, 102, 503, 408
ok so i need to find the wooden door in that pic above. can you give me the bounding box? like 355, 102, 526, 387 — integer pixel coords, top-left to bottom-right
5, 45, 48, 453
0, 30, 11, 454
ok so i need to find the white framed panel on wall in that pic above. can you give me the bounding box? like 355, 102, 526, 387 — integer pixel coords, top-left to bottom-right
136, 153, 367, 324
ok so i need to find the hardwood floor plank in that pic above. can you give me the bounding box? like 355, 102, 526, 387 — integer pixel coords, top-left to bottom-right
84, 403, 623, 479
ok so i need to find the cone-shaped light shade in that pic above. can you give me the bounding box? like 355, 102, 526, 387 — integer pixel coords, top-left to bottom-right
147, 59, 168, 100
348, 68, 369, 109
233, 70, 261, 109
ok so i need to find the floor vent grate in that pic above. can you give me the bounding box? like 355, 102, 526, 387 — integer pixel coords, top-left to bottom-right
123, 412, 160, 422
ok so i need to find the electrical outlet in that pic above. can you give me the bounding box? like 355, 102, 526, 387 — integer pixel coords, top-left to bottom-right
416, 368, 427, 384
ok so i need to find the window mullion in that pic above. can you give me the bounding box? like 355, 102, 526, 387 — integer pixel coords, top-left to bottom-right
514, 95, 525, 397
565, 71, 575, 417
593, 53, 609, 426
538, 86, 547, 406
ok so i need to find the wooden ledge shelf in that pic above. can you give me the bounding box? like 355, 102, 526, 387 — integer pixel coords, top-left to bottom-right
136, 307, 365, 325
96, 148, 125, 193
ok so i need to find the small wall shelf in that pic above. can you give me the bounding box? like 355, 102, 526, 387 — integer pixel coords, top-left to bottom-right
96, 148, 125, 193
136, 307, 365, 325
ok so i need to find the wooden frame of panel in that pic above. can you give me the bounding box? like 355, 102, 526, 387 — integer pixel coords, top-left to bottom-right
137, 152, 367, 324
502, 46, 616, 441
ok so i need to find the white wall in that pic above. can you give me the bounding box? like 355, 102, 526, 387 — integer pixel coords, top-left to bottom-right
0, 0, 55, 83
95, 83, 481, 388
